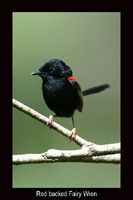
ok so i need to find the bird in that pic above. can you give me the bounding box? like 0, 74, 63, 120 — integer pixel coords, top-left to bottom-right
31, 59, 110, 140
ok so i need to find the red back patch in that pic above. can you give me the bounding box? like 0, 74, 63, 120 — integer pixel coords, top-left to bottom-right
67, 76, 76, 81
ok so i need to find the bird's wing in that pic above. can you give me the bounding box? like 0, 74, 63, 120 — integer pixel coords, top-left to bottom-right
67, 79, 83, 112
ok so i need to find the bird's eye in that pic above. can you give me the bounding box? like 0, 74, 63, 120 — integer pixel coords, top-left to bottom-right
46, 66, 53, 73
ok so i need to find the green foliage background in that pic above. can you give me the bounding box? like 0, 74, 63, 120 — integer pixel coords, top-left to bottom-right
13, 12, 120, 188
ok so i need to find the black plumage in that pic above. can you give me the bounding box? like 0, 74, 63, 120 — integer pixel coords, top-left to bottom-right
32, 59, 110, 139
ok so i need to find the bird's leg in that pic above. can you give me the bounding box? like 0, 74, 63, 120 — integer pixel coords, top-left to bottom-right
69, 116, 77, 141
47, 114, 56, 128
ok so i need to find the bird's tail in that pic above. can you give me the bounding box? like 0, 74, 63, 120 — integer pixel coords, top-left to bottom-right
82, 84, 110, 96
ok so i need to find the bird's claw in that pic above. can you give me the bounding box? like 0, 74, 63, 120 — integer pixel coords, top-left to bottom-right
47, 115, 54, 128
69, 128, 77, 141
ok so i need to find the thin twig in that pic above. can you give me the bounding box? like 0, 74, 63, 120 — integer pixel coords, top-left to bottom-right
13, 98, 89, 147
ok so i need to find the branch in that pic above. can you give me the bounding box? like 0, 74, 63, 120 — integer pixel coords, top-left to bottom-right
12, 99, 120, 151
13, 148, 120, 165
13, 99, 89, 147
13, 145, 120, 165
13, 99, 121, 165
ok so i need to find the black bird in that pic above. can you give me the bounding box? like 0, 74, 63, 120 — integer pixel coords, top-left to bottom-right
31, 59, 110, 140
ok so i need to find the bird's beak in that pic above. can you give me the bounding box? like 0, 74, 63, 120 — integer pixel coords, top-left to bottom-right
31, 71, 42, 76
31, 70, 46, 81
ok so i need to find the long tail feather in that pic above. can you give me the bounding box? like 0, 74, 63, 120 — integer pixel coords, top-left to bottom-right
82, 84, 110, 96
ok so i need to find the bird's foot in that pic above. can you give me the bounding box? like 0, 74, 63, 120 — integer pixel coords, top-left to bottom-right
69, 128, 77, 141
47, 115, 54, 128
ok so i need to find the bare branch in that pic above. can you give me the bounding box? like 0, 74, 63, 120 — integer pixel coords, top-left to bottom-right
12, 99, 120, 153
13, 98, 89, 147
13, 99, 121, 165
13, 144, 121, 165
13, 148, 120, 165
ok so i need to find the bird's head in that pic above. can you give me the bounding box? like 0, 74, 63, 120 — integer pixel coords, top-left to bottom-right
31, 59, 73, 81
